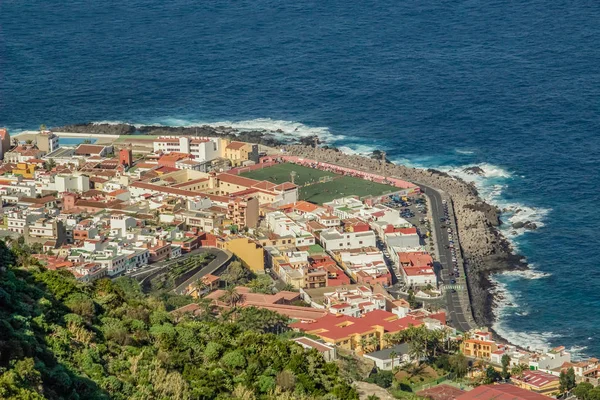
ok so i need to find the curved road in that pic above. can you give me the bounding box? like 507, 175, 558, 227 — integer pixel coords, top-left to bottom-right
124, 247, 232, 295
419, 183, 475, 333
173, 248, 232, 294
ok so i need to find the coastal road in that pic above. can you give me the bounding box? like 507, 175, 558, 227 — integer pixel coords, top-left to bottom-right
419, 183, 475, 333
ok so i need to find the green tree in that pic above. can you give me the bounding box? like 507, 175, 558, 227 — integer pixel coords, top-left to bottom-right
220, 286, 242, 308
246, 275, 272, 294
366, 370, 394, 389
573, 382, 594, 400
407, 289, 418, 308
588, 388, 600, 400
560, 368, 577, 393
483, 366, 500, 384
44, 158, 56, 171
501, 354, 511, 379
449, 353, 469, 378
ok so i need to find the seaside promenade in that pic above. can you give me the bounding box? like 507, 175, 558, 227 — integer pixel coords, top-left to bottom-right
419, 183, 475, 332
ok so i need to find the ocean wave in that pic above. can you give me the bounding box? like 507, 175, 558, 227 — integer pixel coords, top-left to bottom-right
92, 117, 347, 144
499, 265, 552, 280
455, 149, 475, 155
435, 163, 551, 243
569, 345, 589, 360
490, 276, 559, 351
337, 143, 379, 157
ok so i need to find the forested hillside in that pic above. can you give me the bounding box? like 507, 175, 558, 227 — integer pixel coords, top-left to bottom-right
0, 241, 358, 399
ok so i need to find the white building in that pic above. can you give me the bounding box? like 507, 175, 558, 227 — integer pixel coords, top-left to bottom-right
55, 174, 90, 193
153, 136, 221, 162
266, 211, 316, 247
400, 265, 436, 287
110, 215, 137, 237
363, 343, 412, 370
385, 230, 420, 249
319, 228, 376, 251
322, 286, 387, 317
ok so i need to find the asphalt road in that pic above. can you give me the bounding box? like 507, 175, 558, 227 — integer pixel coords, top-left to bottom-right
172, 247, 231, 294
123, 247, 231, 294
419, 183, 474, 333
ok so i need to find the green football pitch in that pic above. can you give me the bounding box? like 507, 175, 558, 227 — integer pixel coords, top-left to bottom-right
240, 163, 398, 204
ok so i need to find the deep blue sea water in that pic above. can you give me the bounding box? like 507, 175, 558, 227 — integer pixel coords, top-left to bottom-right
1, 0, 599, 356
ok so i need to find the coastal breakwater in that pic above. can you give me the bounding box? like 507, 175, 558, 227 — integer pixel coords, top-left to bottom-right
283, 145, 528, 327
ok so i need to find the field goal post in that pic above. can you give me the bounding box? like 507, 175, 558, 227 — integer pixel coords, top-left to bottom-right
319, 176, 333, 183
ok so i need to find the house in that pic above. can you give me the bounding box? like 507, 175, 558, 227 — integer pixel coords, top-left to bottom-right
224, 141, 258, 166
363, 343, 411, 370
319, 228, 376, 251
290, 310, 423, 353
461, 339, 498, 360
292, 337, 337, 361
217, 236, 264, 273
400, 265, 436, 287
227, 195, 259, 229
152, 136, 222, 162
512, 370, 560, 396
74, 144, 113, 157
456, 384, 554, 400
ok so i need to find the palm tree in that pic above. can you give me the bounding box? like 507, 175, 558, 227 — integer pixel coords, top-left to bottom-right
220, 287, 242, 308
369, 335, 379, 352
390, 350, 398, 371
359, 337, 368, 353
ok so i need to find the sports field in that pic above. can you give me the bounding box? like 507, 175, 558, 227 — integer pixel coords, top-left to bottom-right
240, 163, 398, 204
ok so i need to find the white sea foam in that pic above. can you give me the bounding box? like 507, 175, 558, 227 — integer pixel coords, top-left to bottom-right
569, 346, 589, 360
490, 276, 560, 351
455, 149, 475, 155
337, 143, 379, 157
92, 117, 346, 144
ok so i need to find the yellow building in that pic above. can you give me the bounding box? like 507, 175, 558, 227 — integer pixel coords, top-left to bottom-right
461, 339, 498, 360
512, 370, 560, 396
12, 162, 37, 179
224, 141, 257, 167
218, 236, 264, 273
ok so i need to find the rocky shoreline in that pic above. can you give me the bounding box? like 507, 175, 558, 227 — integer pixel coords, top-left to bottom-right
53, 122, 528, 328
54, 122, 287, 147
282, 145, 529, 327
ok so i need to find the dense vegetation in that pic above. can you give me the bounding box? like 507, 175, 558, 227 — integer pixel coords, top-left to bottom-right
0, 241, 358, 399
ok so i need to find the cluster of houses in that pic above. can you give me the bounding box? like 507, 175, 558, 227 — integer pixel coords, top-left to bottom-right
4, 129, 596, 400
461, 330, 600, 391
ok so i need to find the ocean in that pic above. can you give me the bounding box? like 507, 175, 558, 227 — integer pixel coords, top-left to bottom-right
1, 0, 599, 357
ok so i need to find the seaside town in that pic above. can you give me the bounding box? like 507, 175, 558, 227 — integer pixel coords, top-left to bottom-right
1, 126, 599, 400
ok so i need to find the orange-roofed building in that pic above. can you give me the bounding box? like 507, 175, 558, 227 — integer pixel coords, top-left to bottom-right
399, 251, 434, 268
290, 310, 422, 353
512, 370, 560, 396
456, 384, 554, 400
224, 141, 258, 166
461, 338, 498, 360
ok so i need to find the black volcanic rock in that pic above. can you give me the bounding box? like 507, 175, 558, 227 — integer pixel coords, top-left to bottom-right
463, 166, 485, 175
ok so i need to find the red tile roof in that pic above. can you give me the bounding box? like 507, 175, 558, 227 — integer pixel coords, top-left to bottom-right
226, 141, 247, 150
75, 144, 106, 155
512, 370, 559, 389
418, 384, 465, 400
456, 384, 553, 400
290, 310, 422, 340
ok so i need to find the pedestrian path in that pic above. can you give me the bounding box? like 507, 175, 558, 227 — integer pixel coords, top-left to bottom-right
443, 284, 463, 290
